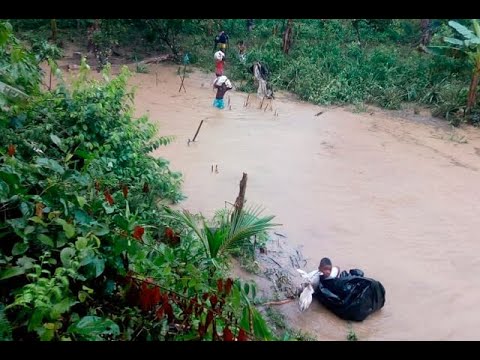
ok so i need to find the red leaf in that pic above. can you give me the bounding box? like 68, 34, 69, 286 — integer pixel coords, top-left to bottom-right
104, 190, 114, 205
205, 310, 214, 329
156, 307, 165, 320
151, 286, 161, 306
164, 303, 174, 323
132, 226, 144, 241
165, 227, 175, 239
171, 234, 180, 246
198, 324, 206, 338
202, 293, 209, 301
122, 185, 129, 198
225, 278, 233, 296
238, 328, 248, 341
165, 227, 181, 246
217, 279, 223, 293
7, 144, 15, 157
162, 293, 169, 305
210, 294, 218, 309
223, 326, 234, 341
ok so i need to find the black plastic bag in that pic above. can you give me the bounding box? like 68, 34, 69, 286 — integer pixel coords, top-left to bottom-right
312, 269, 385, 321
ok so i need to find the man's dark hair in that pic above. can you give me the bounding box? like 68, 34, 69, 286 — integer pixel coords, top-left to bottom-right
319, 257, 332, 268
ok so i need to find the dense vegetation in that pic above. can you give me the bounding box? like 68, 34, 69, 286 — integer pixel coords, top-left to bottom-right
8, 18, 480, 126
0, 21, 279, 341
2, 18, 480, 341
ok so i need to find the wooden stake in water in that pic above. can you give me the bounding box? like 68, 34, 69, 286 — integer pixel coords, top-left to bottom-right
178, 53, 190, 93
187, 119, 205, 145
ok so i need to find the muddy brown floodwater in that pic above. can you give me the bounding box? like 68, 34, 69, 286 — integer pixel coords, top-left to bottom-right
122, 63, 480, 340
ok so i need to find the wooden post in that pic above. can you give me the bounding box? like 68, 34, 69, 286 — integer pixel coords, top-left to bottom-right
178, 63, 187, 93
231, 173, 248, 223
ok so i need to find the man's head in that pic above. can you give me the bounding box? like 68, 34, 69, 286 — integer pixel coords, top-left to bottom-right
319, 257, 332, 277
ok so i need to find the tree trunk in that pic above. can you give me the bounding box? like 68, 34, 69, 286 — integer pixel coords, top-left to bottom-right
282, 19, 293, 54
51, 19, 57, 42
420, 19, 432, 46
352, 20, 361, 44
466, 70, 479, 114
231, 173, 248, 223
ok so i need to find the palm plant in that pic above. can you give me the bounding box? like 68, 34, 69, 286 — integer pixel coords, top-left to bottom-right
165, 205, 279, 263
429, 20, 480, 115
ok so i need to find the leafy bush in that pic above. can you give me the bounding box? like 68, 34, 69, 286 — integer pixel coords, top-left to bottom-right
0, 21, 275, 341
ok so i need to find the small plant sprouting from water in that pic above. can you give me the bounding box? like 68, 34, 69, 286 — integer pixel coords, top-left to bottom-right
347, 324, 358, 341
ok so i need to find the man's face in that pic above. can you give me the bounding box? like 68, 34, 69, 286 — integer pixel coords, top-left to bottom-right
319, 265, 332, 278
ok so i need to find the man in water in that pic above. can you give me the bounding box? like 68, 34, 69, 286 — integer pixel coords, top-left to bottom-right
213, 75, 233, 109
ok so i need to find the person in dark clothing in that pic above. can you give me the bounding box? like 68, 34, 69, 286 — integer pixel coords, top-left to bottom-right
214, 31, 229, 53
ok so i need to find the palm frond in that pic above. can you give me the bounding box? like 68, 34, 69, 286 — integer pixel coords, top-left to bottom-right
220, 204, 279, 256
449, 21, 475, 40
163, 207, 210, 257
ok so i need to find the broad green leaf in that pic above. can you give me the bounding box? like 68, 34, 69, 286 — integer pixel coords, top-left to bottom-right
78, 291, 88, 302
50, 298, 77, 319
60, 247, 76, 267
74, 209, 93, 225
443, 37, 464, 46
474, 19, 480, 38
36, 157, 65, 175
63, 223, 75, 238
113, 214, 129, 231
0, 171, 20, 189
91, 224, 109, 236
50, 134, 62, 148
37, 325, 55, 341
54, 218, 75, 238
76, 195, 86, 209
12, 242, 28, 256
38, 234, 54, 247
102, 203, 115, 214
28, 309, 45, 332
239, 307, 251, 332
0, 180, 9, 201
93, 257, 105, 277
0, 266, 25, 280
17, 256, 35, 270
449, 20, 475, 40
56, 233, 67, 248
19, 202, 30, 217
24, 225, 35, 235
67, 316, 120, 341
251, 307, 272, 340
75, 237, 88, 250
244, 283, 250, 296
29, 216, 46, 226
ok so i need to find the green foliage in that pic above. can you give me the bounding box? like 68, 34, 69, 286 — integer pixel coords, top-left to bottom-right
166, 205, 278, 262
0, 22, 41, 111
0, 305, 12, 340
0, 21, 275, 341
